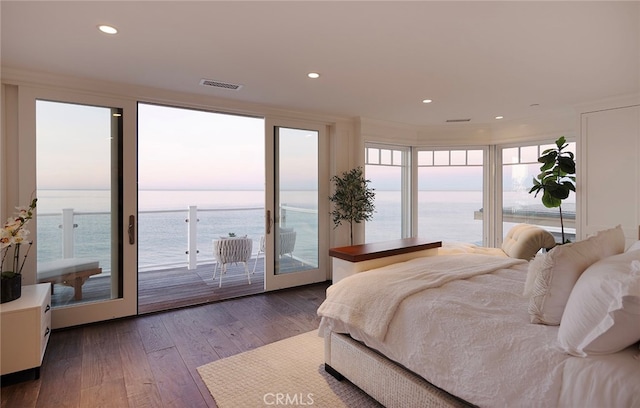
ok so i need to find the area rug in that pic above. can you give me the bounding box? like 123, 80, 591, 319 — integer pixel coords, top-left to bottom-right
197, 330, 382, 407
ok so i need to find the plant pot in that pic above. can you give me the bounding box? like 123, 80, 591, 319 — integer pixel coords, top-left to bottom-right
1, 273, 22, 303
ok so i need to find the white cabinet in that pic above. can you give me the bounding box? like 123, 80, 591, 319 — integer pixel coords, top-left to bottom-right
580, 104, 640, 246
0, 283, 52, 377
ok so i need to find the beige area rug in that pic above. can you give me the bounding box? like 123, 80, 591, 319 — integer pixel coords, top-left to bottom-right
197, 330, 382, 407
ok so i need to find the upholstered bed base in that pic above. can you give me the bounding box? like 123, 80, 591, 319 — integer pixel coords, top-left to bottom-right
324, 331, 474, 408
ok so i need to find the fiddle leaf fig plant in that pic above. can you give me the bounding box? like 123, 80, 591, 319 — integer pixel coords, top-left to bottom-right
329, 166, 376, 245
528, 136, 576, 244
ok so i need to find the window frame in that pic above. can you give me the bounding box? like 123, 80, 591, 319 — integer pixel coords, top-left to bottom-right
364, 143, 412, 240
497, 137, 577, 245
415, 145, 489, 245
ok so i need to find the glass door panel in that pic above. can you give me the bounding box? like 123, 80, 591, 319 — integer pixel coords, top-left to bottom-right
276, 127, 319, 274
265, 123, 327, 290
34, 96, 135, 328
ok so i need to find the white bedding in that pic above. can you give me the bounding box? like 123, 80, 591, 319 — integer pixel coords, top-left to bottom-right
318, 254, 640, 407
317, 254, 524, 341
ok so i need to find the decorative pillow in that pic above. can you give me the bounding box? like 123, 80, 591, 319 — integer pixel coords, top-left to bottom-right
528, 225, 625, 325
523, 253, 546, 297
501, 224, 556, 260
557, 251, 640, 357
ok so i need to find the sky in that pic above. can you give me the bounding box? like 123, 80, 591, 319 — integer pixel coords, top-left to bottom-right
36, 101, 317, 191
35, 100, 574, 194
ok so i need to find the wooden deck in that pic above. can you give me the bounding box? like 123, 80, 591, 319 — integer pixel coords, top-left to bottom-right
50, 259, 273, 314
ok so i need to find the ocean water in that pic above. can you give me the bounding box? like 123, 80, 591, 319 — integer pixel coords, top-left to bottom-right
36, 190, 317, 272
35, 189, 570, 273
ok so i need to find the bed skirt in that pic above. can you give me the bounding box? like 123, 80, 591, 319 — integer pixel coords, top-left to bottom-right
324, 331, 475, 408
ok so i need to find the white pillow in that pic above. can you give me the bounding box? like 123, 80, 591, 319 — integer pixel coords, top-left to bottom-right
557, 251, 640, 357
627, 240, 640, 252
528, 225, 625, 325
523, 253, 546, 297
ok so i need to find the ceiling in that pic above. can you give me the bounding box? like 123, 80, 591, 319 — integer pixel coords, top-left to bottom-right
2, 1, 639, 126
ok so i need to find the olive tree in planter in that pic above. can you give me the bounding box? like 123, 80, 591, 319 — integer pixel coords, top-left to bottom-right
329, 167, 376, 246
528, 136, 576, 244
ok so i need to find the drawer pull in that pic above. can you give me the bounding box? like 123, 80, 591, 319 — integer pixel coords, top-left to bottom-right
44, 327, 50, 337
45, 304, 51, 313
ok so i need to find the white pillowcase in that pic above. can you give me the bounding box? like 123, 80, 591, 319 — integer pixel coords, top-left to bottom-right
523, 252, 546, 297
528, 225, 625, 325
557, 250, 640, 357
626, 240, 640, 252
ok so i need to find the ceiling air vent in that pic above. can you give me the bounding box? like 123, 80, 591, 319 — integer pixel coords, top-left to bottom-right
446, 118, 471, 123
199, 78, 243, 91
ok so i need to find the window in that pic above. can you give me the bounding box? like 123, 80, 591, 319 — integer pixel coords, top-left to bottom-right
364, 144, 410, 242
363, 139, 576, 246
417, 149, 484, 244
501, 141, 576, 242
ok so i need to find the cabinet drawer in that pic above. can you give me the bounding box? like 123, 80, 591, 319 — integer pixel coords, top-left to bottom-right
0, 284, 52, 375
40, 292, 52, 358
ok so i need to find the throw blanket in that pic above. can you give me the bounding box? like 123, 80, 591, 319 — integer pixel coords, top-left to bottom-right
317, 254, 525, 341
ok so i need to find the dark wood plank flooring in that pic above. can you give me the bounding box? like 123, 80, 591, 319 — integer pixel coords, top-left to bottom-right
1, 281, 330, 408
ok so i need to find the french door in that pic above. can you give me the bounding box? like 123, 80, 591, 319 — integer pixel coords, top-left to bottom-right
264, 119, 328, 290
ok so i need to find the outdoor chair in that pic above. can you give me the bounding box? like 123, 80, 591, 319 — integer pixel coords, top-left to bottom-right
279, 228, 297, 259
212, 236, 253, 288
252, 228, 297, 273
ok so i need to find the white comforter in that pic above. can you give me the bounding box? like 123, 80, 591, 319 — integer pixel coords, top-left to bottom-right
318, 254, 640, 408
317, 254, 524, 341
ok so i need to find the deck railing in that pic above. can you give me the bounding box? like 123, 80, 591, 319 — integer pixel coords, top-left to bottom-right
38, 205, 313, 273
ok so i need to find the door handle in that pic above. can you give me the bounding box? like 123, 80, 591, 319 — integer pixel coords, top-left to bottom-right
128, 215, 135, 244
266, 210, 273, 234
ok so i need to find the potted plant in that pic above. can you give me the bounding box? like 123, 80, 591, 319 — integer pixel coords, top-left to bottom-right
329, 167, 376, 245
1, 198, 37, 303
528, 136, 576, 244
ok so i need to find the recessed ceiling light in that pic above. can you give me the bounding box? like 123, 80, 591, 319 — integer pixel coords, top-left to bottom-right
422, 99, 433, 104
495, 116, 504, 120
307, 72, 320, 79
98, 25, 118, 35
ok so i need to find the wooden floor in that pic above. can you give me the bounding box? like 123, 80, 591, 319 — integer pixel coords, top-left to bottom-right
50, 257, 311, 314
0, 281, 330, 408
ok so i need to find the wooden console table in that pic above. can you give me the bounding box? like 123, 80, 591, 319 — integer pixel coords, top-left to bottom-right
329, 238, 442, 283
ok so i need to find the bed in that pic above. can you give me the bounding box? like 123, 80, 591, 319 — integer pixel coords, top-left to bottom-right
318, 225, 640, 407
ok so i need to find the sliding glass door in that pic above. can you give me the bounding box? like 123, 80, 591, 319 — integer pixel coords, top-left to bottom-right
264, 120, 328, 290
28, 89, 138, 329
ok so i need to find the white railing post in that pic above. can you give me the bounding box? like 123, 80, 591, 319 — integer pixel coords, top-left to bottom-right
61, 208, 76, 258
187, 206, 198, 270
